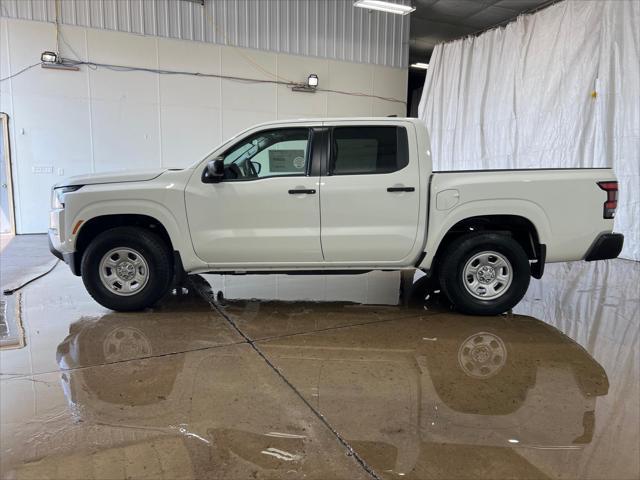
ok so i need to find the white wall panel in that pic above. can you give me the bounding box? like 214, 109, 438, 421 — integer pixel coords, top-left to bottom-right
157, 37, 221, 108
372, 66, 408, 117
0, 0, 410, 68
11, 94, 92, 232
160, 104, 221, 168
220, 46, 277, 114
90, 99, 161, 172
326, 60, 374, 117
0, 18, 407, 233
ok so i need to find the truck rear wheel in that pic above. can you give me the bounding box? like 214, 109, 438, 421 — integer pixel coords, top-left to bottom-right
81, 227, 173, 311
438, 233, 530, 315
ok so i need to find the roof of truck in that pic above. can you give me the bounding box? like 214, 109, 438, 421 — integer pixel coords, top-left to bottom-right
252, 117, 422, 125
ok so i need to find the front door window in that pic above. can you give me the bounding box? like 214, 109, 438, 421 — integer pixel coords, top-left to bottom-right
221, 129, 310, 181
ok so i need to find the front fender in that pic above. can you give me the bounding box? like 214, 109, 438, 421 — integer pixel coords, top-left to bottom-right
69, 199, 204, 271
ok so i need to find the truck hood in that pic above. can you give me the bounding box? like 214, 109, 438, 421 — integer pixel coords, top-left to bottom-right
56, 169, 168, 187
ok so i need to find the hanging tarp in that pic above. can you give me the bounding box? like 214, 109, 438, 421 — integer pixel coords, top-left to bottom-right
419, 0, 639, 261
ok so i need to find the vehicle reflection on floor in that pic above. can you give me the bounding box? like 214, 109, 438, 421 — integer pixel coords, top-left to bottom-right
49, 297, 608, 479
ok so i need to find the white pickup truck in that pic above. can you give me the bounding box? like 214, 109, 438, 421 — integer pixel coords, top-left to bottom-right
49, 118, 623, 315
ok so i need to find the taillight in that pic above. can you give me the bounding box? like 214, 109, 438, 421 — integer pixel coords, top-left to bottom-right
597, 181, 618, 219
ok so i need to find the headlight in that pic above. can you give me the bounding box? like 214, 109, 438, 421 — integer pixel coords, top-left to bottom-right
51, 185, 82, 209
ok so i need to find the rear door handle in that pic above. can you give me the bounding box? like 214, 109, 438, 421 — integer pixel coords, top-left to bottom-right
288, 189, 316, 194
387, 187, 415, 192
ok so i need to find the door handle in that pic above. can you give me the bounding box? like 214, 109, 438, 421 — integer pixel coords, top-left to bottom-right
288, 189, 316, 194
387, 187, 415, 192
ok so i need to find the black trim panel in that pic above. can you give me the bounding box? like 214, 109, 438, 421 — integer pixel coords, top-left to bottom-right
530, 244, 546, 279
49, 236, 63, 261
584, 233, 624, 261
49, 236, 80, 276
387, 187, 415, 192
310, 127, 327, 177
288, 189, 316, 194
435, 167, 611, 173
208, 270, 374, 276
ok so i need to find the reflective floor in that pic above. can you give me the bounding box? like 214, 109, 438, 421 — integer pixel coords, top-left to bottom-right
0, 258, 638, 479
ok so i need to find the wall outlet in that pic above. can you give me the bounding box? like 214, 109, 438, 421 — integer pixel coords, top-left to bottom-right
32, 166, 53, 174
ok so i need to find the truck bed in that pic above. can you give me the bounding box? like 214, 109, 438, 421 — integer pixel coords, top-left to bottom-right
424, 168, 616, 267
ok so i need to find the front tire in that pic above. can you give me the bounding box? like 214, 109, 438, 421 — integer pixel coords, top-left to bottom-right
81, 227, 173, 311
438, 233, 530, 315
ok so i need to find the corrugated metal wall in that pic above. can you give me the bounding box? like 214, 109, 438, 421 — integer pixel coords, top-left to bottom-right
0, 0, 410, 68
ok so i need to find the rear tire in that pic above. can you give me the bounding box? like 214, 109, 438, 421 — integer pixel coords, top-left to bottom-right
438, 233, 530, 315
81, 227, 173, 311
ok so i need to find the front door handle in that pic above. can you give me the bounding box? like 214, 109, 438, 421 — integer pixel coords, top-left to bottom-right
288, 189, 316, 194
387, 186, 415, 192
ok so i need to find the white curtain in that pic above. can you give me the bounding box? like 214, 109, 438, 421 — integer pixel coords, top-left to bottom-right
418, 0, 639, 261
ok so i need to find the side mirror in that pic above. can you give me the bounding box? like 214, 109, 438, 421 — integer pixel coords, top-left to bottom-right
203, 157, 224, 183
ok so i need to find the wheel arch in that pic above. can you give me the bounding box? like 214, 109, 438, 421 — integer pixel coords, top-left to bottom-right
74, 214, 175, 275
421, 213, 546, 276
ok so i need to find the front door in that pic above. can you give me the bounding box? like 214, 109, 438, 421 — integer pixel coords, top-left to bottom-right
185, 127, 322, 265
320, 124, 420, 263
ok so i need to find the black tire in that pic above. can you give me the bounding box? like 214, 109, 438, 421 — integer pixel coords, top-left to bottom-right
81, 227, 173, 311
438, 233, 530, 315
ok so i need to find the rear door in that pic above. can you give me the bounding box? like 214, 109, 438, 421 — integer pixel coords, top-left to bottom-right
320, 122, 420, 263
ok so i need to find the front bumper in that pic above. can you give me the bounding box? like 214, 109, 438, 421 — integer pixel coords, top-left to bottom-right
48, 229, 80, 275
584, 233, 624, 261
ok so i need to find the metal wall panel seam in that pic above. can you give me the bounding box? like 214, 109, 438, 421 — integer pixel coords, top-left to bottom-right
84, 27, 95, 175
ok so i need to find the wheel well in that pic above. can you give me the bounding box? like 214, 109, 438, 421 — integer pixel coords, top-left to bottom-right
430, 215, 541, 276
74, 214, 174, 273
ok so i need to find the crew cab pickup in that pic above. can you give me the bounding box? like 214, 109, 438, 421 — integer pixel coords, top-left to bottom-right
49, 118, 624, 314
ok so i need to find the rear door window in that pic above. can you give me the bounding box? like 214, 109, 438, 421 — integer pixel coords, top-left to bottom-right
330, 126, 409, 175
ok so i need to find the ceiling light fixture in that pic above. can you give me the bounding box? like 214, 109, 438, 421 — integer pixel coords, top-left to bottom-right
354, 0, 416, 16
410, 62, 429, 70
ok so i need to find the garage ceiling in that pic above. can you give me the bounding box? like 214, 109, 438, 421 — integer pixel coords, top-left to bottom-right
410, 0, 555, 63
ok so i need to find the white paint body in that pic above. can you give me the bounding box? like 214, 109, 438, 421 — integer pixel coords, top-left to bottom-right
49, 118, 617, 274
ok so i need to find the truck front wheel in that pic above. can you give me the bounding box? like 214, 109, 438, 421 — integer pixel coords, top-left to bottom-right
81, 227, 173, 311
438, 233, 530, 315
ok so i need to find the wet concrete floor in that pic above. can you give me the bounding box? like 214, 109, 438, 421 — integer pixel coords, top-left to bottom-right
0, 258, 638, 479
0, 234, 55, 293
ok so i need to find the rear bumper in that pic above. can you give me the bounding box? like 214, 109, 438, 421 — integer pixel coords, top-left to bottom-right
584, 233, 624, 261
48, 230, 80, 275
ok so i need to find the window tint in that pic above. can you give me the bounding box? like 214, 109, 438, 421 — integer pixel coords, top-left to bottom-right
222, 128, 310, 180
331, 126, 408, 175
